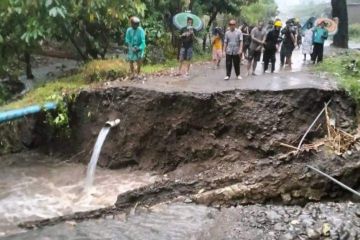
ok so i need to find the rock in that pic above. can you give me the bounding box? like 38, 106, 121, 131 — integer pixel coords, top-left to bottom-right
65, 221, 77, 227
322, 223, 331, 237
274, 223, 287, 232
280, 233, 296, 240
281, 193, 292, 203
290, 220, 300, 225
184, 198, 193, 203
340, 230, 350, 240
355, 209, 360, 218
307, 228, 320, 239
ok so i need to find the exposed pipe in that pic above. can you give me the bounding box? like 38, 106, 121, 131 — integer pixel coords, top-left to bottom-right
307, 165, 360, 198
0, 102, 57, 124
104, 119, 121, 128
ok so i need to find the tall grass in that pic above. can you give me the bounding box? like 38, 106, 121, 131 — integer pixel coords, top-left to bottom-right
316, 52, 360, 103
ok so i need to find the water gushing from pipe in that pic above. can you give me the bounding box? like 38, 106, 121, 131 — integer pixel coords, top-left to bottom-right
84, 119, 120, 190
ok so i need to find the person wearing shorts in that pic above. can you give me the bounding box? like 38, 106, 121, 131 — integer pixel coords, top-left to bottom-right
178, 17, 195, 76
212, 27, 223, 69
247, 21, 267, 76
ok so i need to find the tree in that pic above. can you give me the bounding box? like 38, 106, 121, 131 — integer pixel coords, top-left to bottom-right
241, 0, 278, 25
332, 0, 349, 48
46, 0, 146, 61
0, 0, 50, 79
196, 0, 257, 50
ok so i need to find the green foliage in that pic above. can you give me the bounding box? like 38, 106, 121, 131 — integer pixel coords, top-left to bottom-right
0, 0, 49, 77
44, 93, 76, 138
0, 74, 85, 111
45, 0, 146, 60
83, 59, 128, 82
241, 0, 278, 25
316, 52, 360, 103
349, 24, 360, 41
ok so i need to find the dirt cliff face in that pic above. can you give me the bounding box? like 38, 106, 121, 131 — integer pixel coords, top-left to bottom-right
69, 87, 356, 172
14, 86, 360, 231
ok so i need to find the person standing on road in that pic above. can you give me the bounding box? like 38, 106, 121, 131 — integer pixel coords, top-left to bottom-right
247, 21, 267, 76
125, 17, 146, 80
212, 27, 223, 69
240, 22, 251, 62
302, 23, 314, 61
223, 20, 243, 80
311, 21, 328, 64
263, 21, 282, 73
280, 20, 296, 69
178, 17, 195, 76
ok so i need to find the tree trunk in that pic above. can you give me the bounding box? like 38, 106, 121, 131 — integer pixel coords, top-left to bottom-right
188, 0, 195, 11
202, 11, 218, 51
332, 0, 348, 48
24, 51, 34, 79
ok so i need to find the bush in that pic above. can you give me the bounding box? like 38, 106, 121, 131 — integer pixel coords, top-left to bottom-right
349, 24, 360, 41
316, 52, 360, 103
83, 59, 128, 83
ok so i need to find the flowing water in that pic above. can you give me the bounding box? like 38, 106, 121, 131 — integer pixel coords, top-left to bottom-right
84, 126, 111, 190
0, 152, 158, 237
2, 203, 218, 240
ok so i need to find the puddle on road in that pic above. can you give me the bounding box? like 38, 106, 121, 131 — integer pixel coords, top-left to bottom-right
0, 152, 158, 237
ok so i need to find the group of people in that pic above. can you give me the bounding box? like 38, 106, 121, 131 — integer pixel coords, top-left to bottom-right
212, 18, 329, 80
124, 16, 329, 81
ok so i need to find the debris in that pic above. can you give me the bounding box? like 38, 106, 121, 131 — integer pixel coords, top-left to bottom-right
280, 102, 358, 156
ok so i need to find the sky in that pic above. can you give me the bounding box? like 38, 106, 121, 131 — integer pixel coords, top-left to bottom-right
275, 0, 331, 18
275, 0, 330, 6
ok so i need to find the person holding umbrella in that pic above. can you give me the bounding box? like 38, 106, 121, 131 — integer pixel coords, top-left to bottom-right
125, 17, 146, 79
178, 17, 195, 76
311, 21, 328, 64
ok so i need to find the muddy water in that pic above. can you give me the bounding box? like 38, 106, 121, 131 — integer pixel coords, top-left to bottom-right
3, 203, 217, 240
3, 202, 360, 240
0, 152, 158, 237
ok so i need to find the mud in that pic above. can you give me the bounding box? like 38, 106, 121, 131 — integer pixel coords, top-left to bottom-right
1, 82, 360, 237
67, 86, 356, 173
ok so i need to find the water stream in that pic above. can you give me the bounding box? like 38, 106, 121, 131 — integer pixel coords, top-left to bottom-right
0, 152, 158, 237
84, 126, 111, 190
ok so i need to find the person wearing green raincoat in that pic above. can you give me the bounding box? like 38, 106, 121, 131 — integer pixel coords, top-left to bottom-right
125, 17, 146, 79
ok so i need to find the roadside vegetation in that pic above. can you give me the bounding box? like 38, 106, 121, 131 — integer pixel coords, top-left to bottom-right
316, 51, 360, 103
349, 23, 360, 41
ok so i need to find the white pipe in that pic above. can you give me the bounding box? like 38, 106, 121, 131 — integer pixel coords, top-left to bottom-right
104, 119, 121, 128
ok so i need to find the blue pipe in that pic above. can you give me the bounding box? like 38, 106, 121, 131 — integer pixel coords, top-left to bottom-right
0, 102, 57, 124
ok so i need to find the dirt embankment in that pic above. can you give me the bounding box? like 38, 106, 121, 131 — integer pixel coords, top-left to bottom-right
69, 87, 356, 171
14, 86, 360, 230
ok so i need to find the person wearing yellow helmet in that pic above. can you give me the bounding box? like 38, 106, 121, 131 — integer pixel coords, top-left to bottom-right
263, 20, 283, 73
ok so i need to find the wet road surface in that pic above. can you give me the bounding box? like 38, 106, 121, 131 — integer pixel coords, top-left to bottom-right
118, 49, 337, 93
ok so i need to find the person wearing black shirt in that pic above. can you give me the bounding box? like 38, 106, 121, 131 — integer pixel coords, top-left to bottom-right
280, 20, 296, 69
263, 21, 282, 73
178, 17, 195, 76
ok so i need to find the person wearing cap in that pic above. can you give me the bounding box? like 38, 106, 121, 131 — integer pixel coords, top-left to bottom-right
223, 19, 243, 80
247, 21, 267, 76
125, 16, 146, 79
178, 17, 195, 76
263, 21, 283, 73
311, 21, 328, 64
